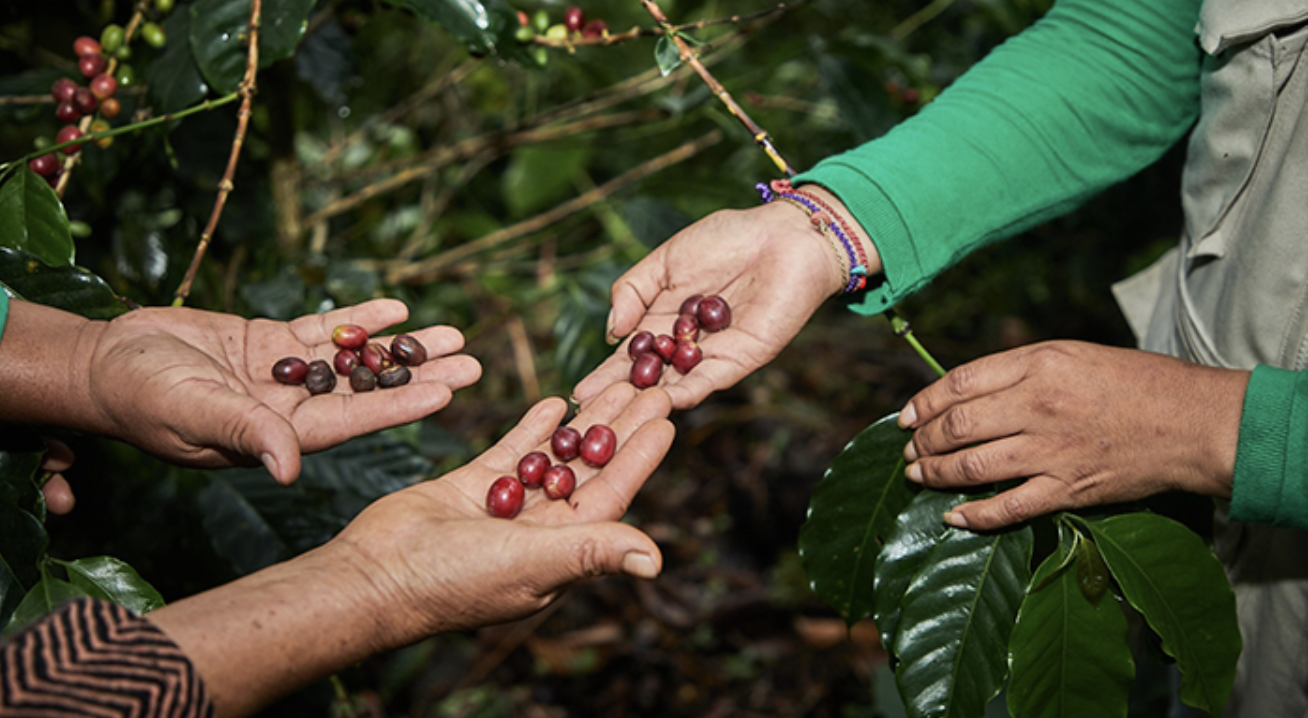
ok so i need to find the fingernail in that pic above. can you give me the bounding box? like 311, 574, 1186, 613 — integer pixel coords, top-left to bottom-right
904, 441, 918, 462
261, 453, 282, 482
943, 511, 969, 529
899, 402, 918, 427
605, 309, 618, 345
906, 462, 923, 483
622, 552, 659, 579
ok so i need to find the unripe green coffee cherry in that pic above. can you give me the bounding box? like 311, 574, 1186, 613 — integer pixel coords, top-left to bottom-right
100, 24, 125, 53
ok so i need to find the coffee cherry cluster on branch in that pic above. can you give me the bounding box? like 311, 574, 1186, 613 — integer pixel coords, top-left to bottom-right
628, 294, 731, 389
514, 5, 609, 47
271, 324, 427, 395
486, 423, 617, 518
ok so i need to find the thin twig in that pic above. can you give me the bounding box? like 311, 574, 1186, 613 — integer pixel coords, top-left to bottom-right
372, 129, 722, 284
172, 0, 262, 306
891, 0, 957, 42
530, 0, 806, 49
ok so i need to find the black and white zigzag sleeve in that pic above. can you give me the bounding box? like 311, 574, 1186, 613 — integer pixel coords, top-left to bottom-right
0, 597, 212, 717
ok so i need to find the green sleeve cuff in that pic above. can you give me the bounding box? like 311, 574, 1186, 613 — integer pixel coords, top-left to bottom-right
0, 291, 9, 343
1230, 365, 1308, 530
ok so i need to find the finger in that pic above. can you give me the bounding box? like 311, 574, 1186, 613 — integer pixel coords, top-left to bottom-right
408, 354, 482, 393
292, 380, 462, 454
608, 254, 669, 343
173, 384, 305, 483
380, 326, 466, 359
40, 474, 76, 515
284, 299, 410, 347
477, 397, 572, 472
906, 435, 1036, 489
900, 348, 1033, 429
573, 352, 635, 408
527, 522, 663, 582
906, 390, 1028, 460
40, 437, 75, 472
943, 478, 1068, 531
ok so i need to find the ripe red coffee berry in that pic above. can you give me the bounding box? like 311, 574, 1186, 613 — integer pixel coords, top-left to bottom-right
333, 348, 360, 375
28, 154, 59, 177
73, 36, 102, 58
332, 323, 368, 350
696, 295, 732, 332
486, 475, 525, 518
582, 19, 608, 38
580, 425, 616, 468
272, 356, 310, 384
390, 334, 427, 366
564, 6, 585, 31
517, 451, 551, 488
542, 464, 577, 501
653, 334, 676, 363
672, 340, 702, 375
55, 101, 80, 123
89, 73, 117, 100
673, 313, 699, 343
678, 294, 704, 317
78, 54, 107, 79
349, 365, 377, 392
631, 351, 663, 389
73, 87, 97, 114
551, 425, 582, 462
628, 330, 655, 360
55, 125, 84, 154
377, 364, 412, 388
305, 359, 336, 395
51, 77, 77, 103
360, 342, 393, 373
98, 97, 121, 119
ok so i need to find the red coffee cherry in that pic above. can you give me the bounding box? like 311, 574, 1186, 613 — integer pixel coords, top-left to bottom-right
55, 101, 80, 123
517, 451, 551, 488
672, 313, 699, 343
28, 154, 59, 177
89, 73, 117, 100
333, 348, 360, 375
630, 351, 663, 389
628, 330, 655, 360
332, 323, 369, 350
305, 359, 336, 395
671, 340, 702, 375
51, 77, 77, 103
487, 475, 525, 518
349, 365, 377, 392
72, 87, 97, 114
696, 295, 731, 332
579, 425, 616, 468
272, 356, 310, 384
678, 294, 703, 317
98, 97, 122, 119
390, 334, 427, 366
360, 342, 393, 373
542, 464, 577, 501
55, 125, 84, 154
653, 334, 676, 363
582, 19, 608, 39
73, 36, 102, 58
551, 425, 582, 462
563, 6, 585, 31
78, 54, 107, 79
377, 363, 412, 388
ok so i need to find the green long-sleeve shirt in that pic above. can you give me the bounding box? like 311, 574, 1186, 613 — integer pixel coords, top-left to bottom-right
798, 0, 1306, 530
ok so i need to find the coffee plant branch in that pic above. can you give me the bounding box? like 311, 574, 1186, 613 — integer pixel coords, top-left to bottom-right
173, 0, 262, 306
891, 0, 959, 42
365, 129, 723, 284
532, 0, 808, 50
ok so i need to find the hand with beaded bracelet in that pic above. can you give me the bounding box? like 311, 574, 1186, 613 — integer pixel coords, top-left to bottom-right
573, 181, 881, 410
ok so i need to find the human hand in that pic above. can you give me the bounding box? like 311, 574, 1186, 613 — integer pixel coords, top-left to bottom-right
148, 383, 674, 717
574, 186, 879, 410
38, 437, 76, 515
898, 341, 1249, 531
81, 299, 481, 484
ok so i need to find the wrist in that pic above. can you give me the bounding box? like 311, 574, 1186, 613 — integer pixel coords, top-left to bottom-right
798, 184, 882, 277
0, 300, 105, 432
756, 180, 883, 297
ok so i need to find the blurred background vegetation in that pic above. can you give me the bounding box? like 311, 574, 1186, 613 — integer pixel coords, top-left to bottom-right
0, 0, 1189, 714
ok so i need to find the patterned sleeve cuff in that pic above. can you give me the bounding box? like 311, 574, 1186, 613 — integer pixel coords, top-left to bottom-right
1, 597, 213, 717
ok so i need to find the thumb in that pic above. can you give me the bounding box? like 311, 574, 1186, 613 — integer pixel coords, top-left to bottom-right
179, 388, 304, 484
531, 522, 663, 585
608, 258, 667, 345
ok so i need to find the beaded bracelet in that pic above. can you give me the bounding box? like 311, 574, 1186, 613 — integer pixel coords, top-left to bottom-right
756, 180, 869, 293
771, 195, 850, 286
785, 185, 871, 276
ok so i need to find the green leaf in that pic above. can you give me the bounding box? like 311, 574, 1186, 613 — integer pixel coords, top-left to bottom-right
894, 517, 1033, 718
654, 35, 682, 76
149, 10, 210, 113
0, 167, 74, 267
1007, 529, 1134, 718
501, 144, 593, 219
799, 414, 917, 625
872, 490, 957, 657
190, 0, 315, 95
0, 248, 127, 320
379, 0, 513, 56
0, 503, 48, 628
61, 557, 165, 615
4, 576, 88, 636
1084, 513, 1240, 716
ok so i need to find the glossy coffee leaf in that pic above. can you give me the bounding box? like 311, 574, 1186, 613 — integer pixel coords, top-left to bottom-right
0, 248, 126, 320
4, 576, 87, 636
894, 518, 1033, 718
0, 503, 48, 627
872, 489, 957, 656
0, 167, 74, 267
149, 10, 209, 112
381, 0, 509, 56
1007, 534, 1134, 718
1084, 513, 1240, 716
61, 557, 165, 615
799, 414, 918, 625
190, 0, 316, 94
654, 35, 682, 76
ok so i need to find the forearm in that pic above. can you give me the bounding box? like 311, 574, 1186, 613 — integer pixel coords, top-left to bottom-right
147, 543, 392, 718
0, 299, 107, 432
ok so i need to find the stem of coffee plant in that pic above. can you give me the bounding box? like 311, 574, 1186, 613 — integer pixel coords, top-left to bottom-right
535, 1, 807, 49
638, 0, 948, 377
173, 0, 262, 307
